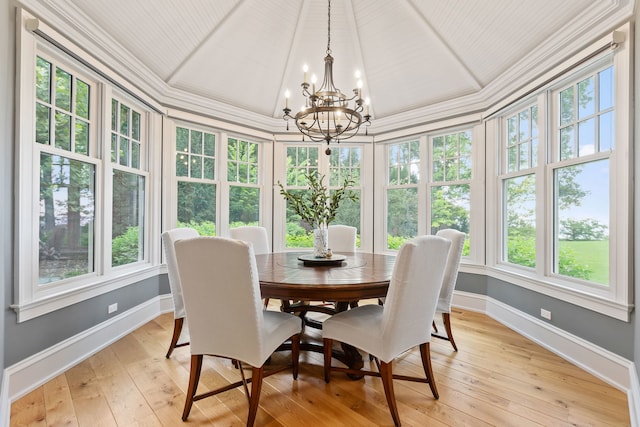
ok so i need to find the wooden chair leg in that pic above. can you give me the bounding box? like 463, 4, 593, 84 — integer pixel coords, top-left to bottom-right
247, 366, 265, 427
419, 343, 439, 399
323, 338, 333, 383
442, 312, 458, 351
379, 361, 401, 427
166, 317, 184, 358
182, 354, 203, 421
432, 319, 438, 333
291, 333, 300, 379
263, 298, 270, 309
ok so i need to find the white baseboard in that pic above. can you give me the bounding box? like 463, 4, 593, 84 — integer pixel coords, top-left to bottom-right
1, 369, 9, 427
4, 294, 173, 405
629, 364, 640, 427
2, 291, 638, 426
453, 290, 639, 426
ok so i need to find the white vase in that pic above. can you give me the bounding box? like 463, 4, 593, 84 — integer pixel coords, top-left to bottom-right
313, 227, 329, 258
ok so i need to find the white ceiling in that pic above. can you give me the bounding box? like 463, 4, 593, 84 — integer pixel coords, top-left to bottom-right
23, 0, 634, 130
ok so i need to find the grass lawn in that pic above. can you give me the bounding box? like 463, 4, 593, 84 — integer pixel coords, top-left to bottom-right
559, 240, 609, 284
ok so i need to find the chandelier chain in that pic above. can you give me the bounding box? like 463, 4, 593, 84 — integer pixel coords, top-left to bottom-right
327, 0, 331, 54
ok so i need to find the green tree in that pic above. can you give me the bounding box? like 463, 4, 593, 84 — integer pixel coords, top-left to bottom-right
560, 218, 607, 241
430, 186, 469, 234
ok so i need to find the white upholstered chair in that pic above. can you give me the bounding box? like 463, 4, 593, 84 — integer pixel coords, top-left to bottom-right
327, 224, 357, 253
175, 236, 301, 426
432, 228, 466, 351
322, 235, 451, 427
230, 225, 271, 308
229, 226, 270, 255
161, 227, 199, 358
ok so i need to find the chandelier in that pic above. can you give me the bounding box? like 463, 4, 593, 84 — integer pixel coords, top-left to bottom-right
283, 0, 371, 155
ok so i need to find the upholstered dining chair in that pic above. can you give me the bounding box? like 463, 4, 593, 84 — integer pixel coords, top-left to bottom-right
230, 225, 271, 308
322, 235, 451, 427
161, 227, 199, 358
175, 236, 302, 426
229, 226, 270, 255
327, 224, 357, 253
432, 228, 466, 351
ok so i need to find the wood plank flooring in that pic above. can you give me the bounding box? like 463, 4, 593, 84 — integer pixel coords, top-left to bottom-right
10, 305, 630, 426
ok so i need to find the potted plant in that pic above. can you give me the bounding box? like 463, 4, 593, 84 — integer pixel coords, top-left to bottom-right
277, 171, 358, 257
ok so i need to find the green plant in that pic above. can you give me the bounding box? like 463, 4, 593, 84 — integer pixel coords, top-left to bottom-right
277, 172, 358, 229
112, 226, 141, 266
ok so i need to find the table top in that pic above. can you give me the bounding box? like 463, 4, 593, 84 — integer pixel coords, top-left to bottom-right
255, 251, 396, 302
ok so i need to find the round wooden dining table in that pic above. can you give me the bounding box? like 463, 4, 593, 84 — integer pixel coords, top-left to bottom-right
255, 251, 396, 300
255, 251, 396, 372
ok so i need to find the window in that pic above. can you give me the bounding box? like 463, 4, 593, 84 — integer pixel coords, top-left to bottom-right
36, 54, 98, 284
386, 140, 420, 249
430, 130, 471, 254
501, 104, 538, 268
552, 66, 613, 285
283, 145, 320, 248
227, 137, 261, 228
110, 98, 146, 267
175, 126, 217, 235
329, 146, 362, 244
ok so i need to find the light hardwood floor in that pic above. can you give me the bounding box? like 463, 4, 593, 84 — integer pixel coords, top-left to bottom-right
10, 305, 630, 426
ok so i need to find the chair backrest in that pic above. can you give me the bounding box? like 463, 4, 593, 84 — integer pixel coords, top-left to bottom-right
174, 236, 267, 366
161, 227, 200, 319
380, 235, 451, 360
327, 224, 357, 253
229, 226, 270, 255
435, 229, 466, 312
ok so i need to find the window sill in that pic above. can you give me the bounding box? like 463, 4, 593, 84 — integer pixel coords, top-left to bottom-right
11, 265, 164, 323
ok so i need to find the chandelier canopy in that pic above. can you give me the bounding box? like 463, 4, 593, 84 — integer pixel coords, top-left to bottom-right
283, 0, 371, 155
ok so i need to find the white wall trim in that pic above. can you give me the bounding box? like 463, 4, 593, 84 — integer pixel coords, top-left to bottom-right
0, 369, 10, 427
4, 294, 173, 405
629, 364, 640, 427
2, 291, 637, 425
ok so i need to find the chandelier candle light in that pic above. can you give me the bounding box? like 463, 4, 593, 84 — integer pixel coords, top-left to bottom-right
283, 0, 371, 155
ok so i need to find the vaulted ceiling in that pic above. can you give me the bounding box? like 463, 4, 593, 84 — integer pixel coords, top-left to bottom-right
22, 0, 634, 131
